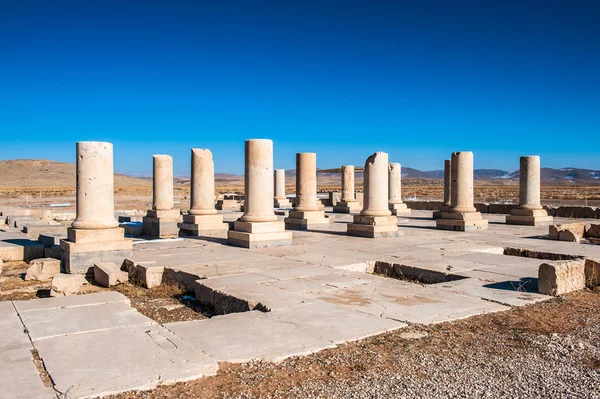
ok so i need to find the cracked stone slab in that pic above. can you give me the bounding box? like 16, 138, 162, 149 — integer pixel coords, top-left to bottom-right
271, 301, 407, 344
165, 311, 336, 363
19, 299, 154, 341
34, 324, 217, 399
13, 291, 129, 313
0, 302, 55, 399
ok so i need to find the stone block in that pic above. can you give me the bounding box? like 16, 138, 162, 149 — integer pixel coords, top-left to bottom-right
474, 203, 489, 213
142, 217, 180, 238
436, 217, 488, 232
584, 259, 600, 288
50, 274, 88, 297
233, 221, 285, 234
389, 203, 411, 217
216, 199, 242, 211
548, 222, 586, 242
22, 223, 67, 240
538, 260, 586, 296
333, 201, 362, 214
179, 214, 229, 237
44, 245, 63, 259
62, 246, 133, 275
274, 198, 292, 208
227, 230, 293, 249
506, 208, 553, 226
67, 227, 125, 243
284, 210, 330, 230
121, 221, 143, 236
586, 224, 600, 239
25, 257, 61, 281
347, 215, 400, 238
38, 234, 65, 248
94, 262, 128, 287
145, 209, 181, 219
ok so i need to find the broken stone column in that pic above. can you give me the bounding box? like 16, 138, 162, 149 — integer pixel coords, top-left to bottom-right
285, 153, 329, 230
179, 149, 228, 237
388, 163, 411, 217
436, 151, 488, 232
273, 169, 291, 208
228, 139, 292, 248
142, 155, 180, 238
433, 159, 451, 220
61, 141, 132, 275
506, 156, 553, 226
333, 165, 362, 213
347, 152, 400, 238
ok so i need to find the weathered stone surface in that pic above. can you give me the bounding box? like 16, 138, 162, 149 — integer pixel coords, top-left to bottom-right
94, 262, 128, 287
25, 257, 61, 281
50, 273, 89, 297
538, 260, 586, 296
584, 259, 600, 288
549, 222, 586, 242
586, 224, 600, 239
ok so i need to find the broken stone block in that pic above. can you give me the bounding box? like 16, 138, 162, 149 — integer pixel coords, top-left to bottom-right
94, 262, 128, 287
586, 224, 600, 239
585, 259, 600, 288
548, 222, 586, 242
25, 258, 61, 281
50, 274, 88, 297
538, 260, 586, 296
44, 245, 62, 259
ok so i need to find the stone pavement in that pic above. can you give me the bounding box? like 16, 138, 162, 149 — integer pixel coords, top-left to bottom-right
1, 210, 599, 398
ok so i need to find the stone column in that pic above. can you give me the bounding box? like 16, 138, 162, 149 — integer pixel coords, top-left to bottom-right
388, 163, 410, 217
274, 169, 291, 208
189, 149, 218, 216
285, 153, 329, 229
62, 141, 132, 275
229, 139, 292, 248
436, 151, 488, 232
72, 142, 119, 230
143, 154, 180, 238
152, 155, 174, 211
347, 152, 399, 238
333, 165, 362, 213
179, 149, 228, 237
443, 159, 451, 207
506, 155, 552, 226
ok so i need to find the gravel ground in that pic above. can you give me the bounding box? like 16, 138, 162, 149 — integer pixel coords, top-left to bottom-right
109, 290, 600, 399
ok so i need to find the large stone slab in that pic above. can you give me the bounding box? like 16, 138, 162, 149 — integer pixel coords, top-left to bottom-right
34, 324, 217, 398
166, 311, 335, 363
13, 291, 128, 312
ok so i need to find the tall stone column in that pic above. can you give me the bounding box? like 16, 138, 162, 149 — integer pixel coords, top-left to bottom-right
436, 151, 488, 232
388, 163, 411, 217
143, 154, 180, 238
274, 169, 291, 208
433, 159, 451, 220
228, 139, 292, 248
61, 141, 132, 274
506, 155, 553, 226
347, 152, 399, 238
285, 153, 329, 229
333, 165, 362, 213
179, 149, 228, 237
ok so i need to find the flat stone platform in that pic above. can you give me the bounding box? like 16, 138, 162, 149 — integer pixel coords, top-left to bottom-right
1, 210, 599, 398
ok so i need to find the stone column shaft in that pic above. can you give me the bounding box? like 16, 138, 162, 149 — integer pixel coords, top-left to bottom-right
361, 152, 392, 217
450, 151, 476, 213
72, 141, 118, 230
189, 149, 217, 216
295, 153, 319, 211
341, 165, 356, 202
443, 159, 451, 206
274, 169, 286, 199
152, 155, 174, 211
519, 156, 542, 210
241, 139, 277, 222
388, 163, 403, 204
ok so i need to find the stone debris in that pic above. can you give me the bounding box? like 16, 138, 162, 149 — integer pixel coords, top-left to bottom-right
50, 273, 88, 296
584, 259, 600, 288
94, 262, 128, 287
548, 222, 586, 242
538, 260, 586, 296
25, 257, 61, 281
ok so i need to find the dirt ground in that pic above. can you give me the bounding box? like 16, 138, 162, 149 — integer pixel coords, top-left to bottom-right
106, 290, 600, 399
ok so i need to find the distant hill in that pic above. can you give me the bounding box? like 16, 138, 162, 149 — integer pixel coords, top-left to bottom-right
0, 159, 151, 188
0, 160, 598, 188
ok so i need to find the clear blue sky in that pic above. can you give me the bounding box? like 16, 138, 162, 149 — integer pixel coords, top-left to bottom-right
1, 0, 598, 175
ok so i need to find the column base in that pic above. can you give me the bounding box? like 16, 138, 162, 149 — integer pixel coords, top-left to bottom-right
178, 214, 229, 237
432, 205, 451, 220
347, 215, 401, 238
60, 227, 133, 275
227, 221, 293, 249
436, 212, 489, 232
389, 202, 411, 217
284, 210, 330, 230
142, 209, 181, 238
506, 208, 553, 226
274, 198, 292, 208
216, 199, 243, 211
333, 201, 362, 214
